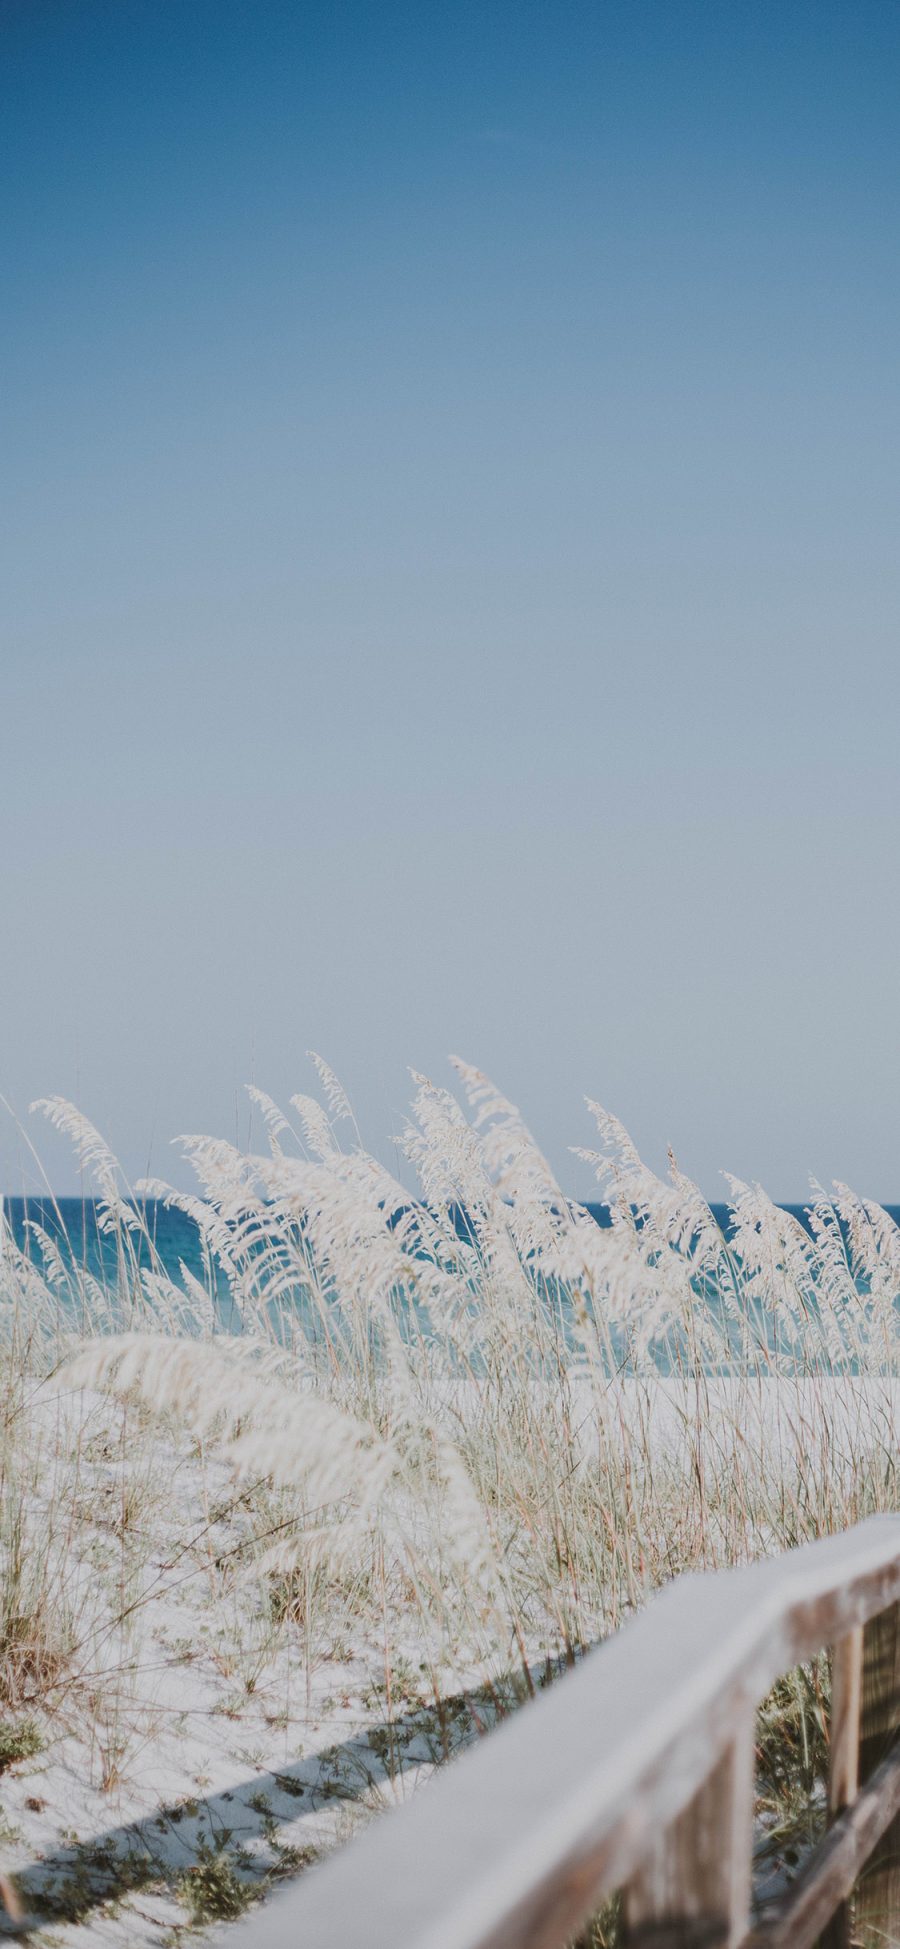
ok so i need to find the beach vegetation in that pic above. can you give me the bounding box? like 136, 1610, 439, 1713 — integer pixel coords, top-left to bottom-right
0, 1060, 898, 1936
0, 1717, 43, 1773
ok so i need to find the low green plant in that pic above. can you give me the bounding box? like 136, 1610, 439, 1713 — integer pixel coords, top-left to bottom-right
0, 1716, 43, 1773
178, 1841, 257, 1923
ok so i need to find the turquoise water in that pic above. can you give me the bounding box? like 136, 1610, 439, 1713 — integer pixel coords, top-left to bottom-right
1, 1195, 816, 1293
5, 1196, 898, 1370
3, 1193, 877, 1294
4, 1196, 220, 1295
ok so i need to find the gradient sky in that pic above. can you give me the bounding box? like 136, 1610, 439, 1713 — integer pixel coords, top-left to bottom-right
2, 0, 899, 1199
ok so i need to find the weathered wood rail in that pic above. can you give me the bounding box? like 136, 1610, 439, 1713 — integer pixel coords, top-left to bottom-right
231, 1517, 900, 1949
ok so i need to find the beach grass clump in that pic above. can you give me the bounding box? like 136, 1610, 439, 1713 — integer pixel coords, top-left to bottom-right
0, 1369, 80, 1711
754, 1656, 831, 1887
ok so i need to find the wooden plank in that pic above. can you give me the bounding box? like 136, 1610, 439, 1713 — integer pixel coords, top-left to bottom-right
856, 1601, 900, 1949
624, 1713, 755, 1949
748, 1734, 900, 1949
226, 1517, 900, 1949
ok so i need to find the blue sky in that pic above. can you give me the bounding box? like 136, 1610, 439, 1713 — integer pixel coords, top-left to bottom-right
2, 0, 899, 1197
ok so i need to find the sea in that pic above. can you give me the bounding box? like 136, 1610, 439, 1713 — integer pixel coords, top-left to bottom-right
3, 1193, 887, 1296
5, 1193, 898, 1370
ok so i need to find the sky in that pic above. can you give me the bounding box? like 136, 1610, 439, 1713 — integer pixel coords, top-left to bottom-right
2, 0, 899, 1200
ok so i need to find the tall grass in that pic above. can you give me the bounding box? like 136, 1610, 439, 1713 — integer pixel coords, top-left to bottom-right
1, 1060, 898, 1926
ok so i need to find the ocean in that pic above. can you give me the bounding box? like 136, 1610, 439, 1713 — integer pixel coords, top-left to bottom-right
4, 1193, 888, 1295
4, 1192, 897, 1372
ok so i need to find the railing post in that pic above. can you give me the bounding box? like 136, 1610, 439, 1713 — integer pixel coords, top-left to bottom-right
624, 1712, 755, 1949
855, 1601, 900, 1949
829, 1629, 864, 1817
820, 1627, 863, 1949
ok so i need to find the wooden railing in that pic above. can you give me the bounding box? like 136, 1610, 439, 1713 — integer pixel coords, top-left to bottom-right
228, 1515, 900, 1949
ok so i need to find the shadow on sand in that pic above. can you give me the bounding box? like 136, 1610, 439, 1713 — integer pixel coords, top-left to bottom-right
2, 1684, 505, 1937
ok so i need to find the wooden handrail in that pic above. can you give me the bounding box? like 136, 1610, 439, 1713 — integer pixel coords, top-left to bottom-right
227, 1515, 900, 1949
